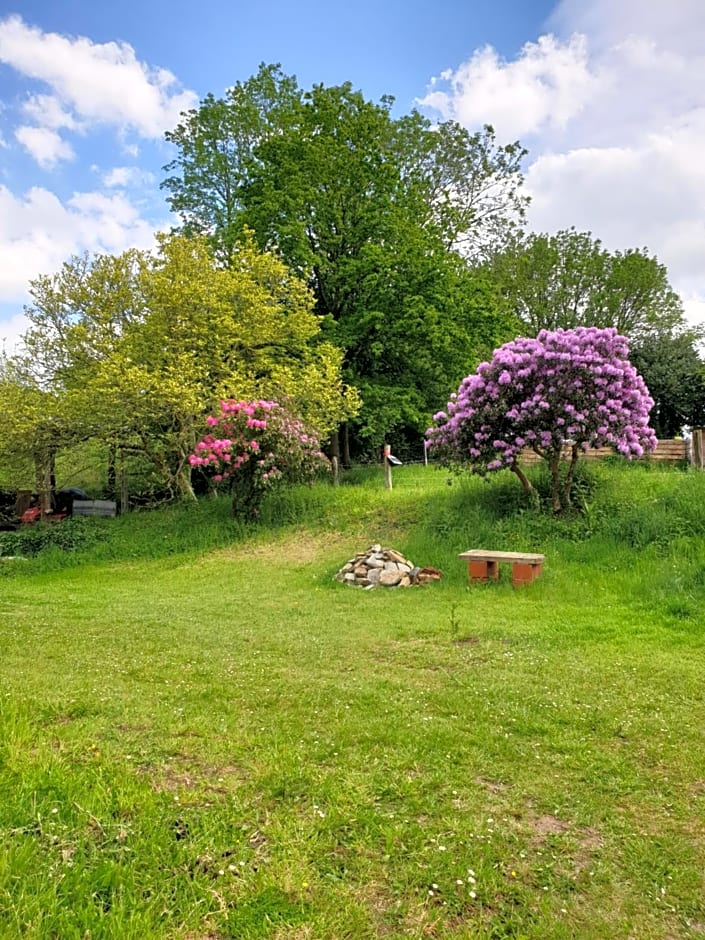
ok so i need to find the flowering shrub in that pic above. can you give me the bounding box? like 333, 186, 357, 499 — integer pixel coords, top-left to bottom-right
189, 400, 329, 519
427, 327, 657, 512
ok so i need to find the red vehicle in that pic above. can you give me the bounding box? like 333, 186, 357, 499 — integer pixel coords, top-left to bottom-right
19, 488, 89, 526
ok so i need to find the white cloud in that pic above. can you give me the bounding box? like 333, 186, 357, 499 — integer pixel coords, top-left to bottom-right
0, 311, 29, 355
14, 125, 75, 168
418, 33, 602, 142
102, 165, 155, 188
0, 14, 197, 138
419, 0, 705, 330
0, 184, 160, 305
22, 92, 80, 130
548, 0, 705, 56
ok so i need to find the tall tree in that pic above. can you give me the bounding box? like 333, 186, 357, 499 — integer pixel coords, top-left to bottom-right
161, 65, 527, 454
163, 64, 302, 256
489, 228, 686, 341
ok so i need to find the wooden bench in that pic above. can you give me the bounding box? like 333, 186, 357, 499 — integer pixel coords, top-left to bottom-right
459, 549, 545, 587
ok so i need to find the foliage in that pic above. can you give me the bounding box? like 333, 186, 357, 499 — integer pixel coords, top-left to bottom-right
428, 327, 657, 512
0, 517, 105, 557
189, 399, 330, 519
489, 228, 686, 341
162, 64, 527, 452
0, 357, 71, 496
13, 234, 356, 501
629, 329, 705, 436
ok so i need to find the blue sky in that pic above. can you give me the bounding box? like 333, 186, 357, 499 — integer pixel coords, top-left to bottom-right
1, 0, 704, 351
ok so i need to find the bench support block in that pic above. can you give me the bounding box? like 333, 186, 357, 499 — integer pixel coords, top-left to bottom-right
511, 561, 543, 587
468, 560, 500, 583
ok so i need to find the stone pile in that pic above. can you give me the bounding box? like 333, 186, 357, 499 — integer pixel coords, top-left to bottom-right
334, 544, 442, 589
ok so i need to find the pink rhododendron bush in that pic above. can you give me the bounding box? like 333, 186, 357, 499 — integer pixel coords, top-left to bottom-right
427, 327, 658, 513
189, 400, 330, 519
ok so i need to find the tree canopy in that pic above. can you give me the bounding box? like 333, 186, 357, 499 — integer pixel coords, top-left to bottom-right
488, 228, 686, 341
629, 330, 705, 437
162, 64, 527, 455
13, 233, 356, 500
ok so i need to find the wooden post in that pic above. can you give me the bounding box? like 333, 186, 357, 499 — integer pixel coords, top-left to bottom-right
692, 429, 705, 469
331, 455, 339, 486
423, 441, 428, 467
383, 443, 393, 490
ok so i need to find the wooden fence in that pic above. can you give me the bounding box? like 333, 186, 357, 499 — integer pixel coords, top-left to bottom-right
519, 438, 689, 466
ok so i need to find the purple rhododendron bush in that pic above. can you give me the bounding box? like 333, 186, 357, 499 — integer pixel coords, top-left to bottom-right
190, 400, 330, 519
427, 327, 658, 513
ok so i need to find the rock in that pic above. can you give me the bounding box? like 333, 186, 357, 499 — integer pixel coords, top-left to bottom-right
416, 566, 442, 583
334, 546, 440, 589
380, 569, 403, 587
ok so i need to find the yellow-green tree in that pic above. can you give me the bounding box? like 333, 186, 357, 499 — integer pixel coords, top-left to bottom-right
0, 357, 65, 508
17, 234, 357, 500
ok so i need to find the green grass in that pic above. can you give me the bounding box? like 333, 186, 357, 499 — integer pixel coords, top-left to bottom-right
2, 464, 705, 937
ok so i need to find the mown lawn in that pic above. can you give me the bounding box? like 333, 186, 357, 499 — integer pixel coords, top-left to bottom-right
1, 464, 705, 938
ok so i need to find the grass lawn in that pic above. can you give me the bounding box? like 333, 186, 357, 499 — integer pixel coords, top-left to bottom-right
1, 464, 705, 938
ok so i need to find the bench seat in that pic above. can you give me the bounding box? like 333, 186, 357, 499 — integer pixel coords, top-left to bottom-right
459, 549, 545, 587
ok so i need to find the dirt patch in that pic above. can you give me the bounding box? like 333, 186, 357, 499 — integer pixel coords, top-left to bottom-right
531, 813, 570, 837
214, 530, 351, 566
572, 827, 603, 873
272, 927, 314, 940
475, 776, 512, 794
144, 760, 246, 796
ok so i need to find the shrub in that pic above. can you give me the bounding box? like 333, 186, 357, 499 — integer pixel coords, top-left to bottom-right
189, 400, 330, 519
428, 327, 657, 513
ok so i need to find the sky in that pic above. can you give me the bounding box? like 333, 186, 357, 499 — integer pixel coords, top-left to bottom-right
1, 0, 703, 353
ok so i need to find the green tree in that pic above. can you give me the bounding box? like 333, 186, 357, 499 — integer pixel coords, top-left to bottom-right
161, 65, 527, 456
163, 63, 301, 257
489, 229, 686, 341
629, 330, 705, 437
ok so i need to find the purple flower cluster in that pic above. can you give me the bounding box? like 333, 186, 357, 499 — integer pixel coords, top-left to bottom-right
427, 327, 657, 473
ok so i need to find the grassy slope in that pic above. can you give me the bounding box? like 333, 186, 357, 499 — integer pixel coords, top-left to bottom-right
1, 464, 705, 938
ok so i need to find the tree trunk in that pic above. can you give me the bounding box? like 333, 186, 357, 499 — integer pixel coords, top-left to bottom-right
173, 461, 197, 503
561, 443, 580, 510
107, 443, 117, 500
35, 449, 52, 515
510, 462, 534, 494
510, 462, 540, 509
549, 454, 562, 514
328, 428, 341, 463
341, 422, 351, 469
